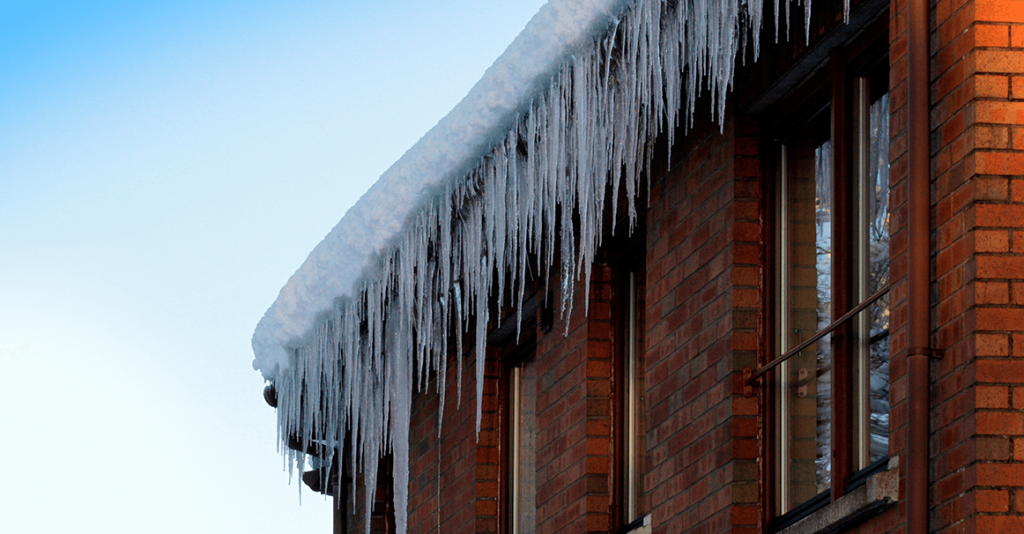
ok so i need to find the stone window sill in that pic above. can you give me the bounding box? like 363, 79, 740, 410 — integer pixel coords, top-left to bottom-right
778, 457, 899, 534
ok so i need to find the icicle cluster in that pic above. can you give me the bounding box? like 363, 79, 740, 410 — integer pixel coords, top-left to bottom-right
259, 0, 840, 532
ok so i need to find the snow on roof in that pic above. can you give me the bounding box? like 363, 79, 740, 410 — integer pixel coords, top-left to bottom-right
251, 0, 631, 381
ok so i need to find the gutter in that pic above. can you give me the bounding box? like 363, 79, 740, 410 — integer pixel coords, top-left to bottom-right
905, 0, 931, 530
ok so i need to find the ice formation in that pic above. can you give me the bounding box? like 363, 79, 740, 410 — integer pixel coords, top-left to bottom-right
251, 0, 840, 532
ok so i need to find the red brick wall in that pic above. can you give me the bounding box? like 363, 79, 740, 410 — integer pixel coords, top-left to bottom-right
403, 345, 500, 534
891, 0, 1024, 532
960, 13, 1024, 532
642, 114, 762, 534
532, 267, 615, 533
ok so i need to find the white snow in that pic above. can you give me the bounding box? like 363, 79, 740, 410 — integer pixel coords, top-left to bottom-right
251, 1, 843, 533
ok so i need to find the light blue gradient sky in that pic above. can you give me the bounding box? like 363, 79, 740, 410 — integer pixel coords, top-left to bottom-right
0, 1, 545, 532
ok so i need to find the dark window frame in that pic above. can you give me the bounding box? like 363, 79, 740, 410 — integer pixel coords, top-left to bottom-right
493, 307, 539, 534
505, 342, 538, 534
487, 282, 542, 534
602, 215, 647, 532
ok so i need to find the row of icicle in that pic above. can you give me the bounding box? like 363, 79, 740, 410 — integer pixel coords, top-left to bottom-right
272, 0, 837, 532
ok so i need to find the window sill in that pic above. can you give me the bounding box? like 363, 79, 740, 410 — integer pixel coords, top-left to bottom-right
777, 457, 899, 534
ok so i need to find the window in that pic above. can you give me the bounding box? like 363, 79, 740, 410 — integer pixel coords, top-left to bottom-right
771, 48, 890, 523
623, 267, 646, 527
509, 350, 537, 534
776, 106, 835, 512
851, 79, 891, 472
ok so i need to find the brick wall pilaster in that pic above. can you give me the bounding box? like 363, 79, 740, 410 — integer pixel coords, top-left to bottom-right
643, 114, 763, 534
890, 0, 1024, 532
534, 270, 617, 534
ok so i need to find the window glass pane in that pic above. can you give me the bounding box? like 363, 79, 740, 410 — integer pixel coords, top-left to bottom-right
511, 360, 537, 534
855, 89, 891, 467
626, 271, 645, 523
778, 112, 833, 514
867, 93, 890, 463
813, 141, 833, 493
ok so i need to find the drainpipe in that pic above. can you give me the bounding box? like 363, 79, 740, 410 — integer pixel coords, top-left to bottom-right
906, 0, 930, 530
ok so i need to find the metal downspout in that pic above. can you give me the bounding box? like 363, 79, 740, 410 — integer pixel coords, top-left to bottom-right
906, 0, 931, 530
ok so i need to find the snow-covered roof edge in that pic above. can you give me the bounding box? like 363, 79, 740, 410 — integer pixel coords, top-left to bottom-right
252, 0, 632, 381
251, 1, 848, 533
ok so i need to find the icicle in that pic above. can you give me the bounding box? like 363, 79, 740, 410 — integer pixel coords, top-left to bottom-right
785, 0, 793, 40
804, 0, 812, 44
385, 302, 412, 534
453, 279, 464, 406
774, 0, 782, 42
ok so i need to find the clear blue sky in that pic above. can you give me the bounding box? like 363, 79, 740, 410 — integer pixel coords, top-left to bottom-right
0, 1, 545, 532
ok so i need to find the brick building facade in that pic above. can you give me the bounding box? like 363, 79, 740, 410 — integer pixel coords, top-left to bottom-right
269, 0, 1024, 532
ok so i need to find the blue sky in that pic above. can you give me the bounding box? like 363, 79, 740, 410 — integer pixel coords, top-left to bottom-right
0, 1, 545, 532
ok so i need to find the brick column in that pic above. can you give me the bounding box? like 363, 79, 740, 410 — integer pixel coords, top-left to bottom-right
900, 0, 1024, 532
643, 115, 763, 534
533, 268, 617, 534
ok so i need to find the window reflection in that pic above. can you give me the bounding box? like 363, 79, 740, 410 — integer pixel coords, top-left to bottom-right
625, 270, 646, 523
511, 357, 537, 534
778, 109, 833, 514
854, 84, 891, 468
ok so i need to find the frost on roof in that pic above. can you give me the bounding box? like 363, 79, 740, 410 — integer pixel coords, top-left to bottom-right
250, 0, 838, 533
251, 0, 631, 381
